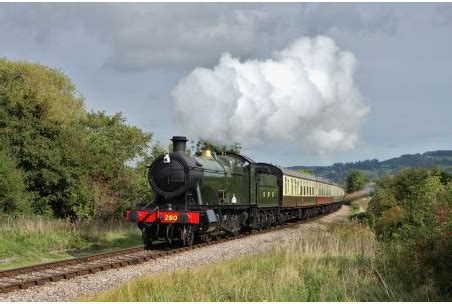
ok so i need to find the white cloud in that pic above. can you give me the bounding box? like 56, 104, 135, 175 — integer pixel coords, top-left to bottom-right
172, 36, 370, 153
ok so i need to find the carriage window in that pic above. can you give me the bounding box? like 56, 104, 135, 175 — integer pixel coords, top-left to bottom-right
263, 192, 266, 198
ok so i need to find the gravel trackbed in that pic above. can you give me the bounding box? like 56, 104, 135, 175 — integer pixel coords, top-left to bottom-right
0, 206, 350, 302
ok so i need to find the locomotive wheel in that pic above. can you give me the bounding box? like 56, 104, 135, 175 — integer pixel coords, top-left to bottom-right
263, 213, 269, 228
269, 212, 276, 226
181, 225, 194, 247
256, 214, 262, 230
231, 214, 241, 236
201, 233, 212, 243
142, 227, 153, 249
278, 214, 284, 225
259, 213, 266, 230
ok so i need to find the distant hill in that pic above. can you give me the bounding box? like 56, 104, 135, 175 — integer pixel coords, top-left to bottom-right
288, 150, 452, 184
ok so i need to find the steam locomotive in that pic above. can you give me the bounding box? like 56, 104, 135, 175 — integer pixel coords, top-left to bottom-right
126, 136, 345, 247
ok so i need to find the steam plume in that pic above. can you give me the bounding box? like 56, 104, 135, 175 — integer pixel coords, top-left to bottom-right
171, 36, 370, 153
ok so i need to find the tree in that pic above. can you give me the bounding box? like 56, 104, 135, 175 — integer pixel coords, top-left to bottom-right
0, 147, 31, 213
297, 168, 313, 175
346, 170, 365, 193
1, 58, 86, 215
0, 58, 154, 219
191, 139, 242, 155
60, 111, 153, 219
366, 168, 451, 297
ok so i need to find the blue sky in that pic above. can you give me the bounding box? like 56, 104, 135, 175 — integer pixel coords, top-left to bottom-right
1, 3, 451, 166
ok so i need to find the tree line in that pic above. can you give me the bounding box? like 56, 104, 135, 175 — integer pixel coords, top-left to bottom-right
290, 150, 452, 183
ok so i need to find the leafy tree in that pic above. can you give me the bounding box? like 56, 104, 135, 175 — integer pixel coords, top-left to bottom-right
297, 168, 312, 175
0, 58, 154, 219
59, 112, 153, 219
191, 139, 241, 155
0, 147, 31, 213
367, 168, 451, 298
346, 170, 365, 192
1, 58, 86, 215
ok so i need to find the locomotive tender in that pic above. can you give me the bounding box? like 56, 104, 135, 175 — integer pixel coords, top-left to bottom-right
126, 136, 345, 247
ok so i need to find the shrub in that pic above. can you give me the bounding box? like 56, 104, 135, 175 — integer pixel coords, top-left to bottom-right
0, 148, 31, 213
346, 170, 366, 193
367, 168, 451, 298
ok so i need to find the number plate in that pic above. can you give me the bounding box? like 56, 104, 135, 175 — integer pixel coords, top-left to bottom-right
161, 212, 179, 223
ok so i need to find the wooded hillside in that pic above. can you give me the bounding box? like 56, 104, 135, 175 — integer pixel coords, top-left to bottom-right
290, 150, 452, 183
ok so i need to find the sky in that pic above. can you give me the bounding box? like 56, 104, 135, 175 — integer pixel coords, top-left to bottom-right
1, 3, 451, 166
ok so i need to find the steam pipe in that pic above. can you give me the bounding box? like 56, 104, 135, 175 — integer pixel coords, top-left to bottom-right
196, 183, 203, 205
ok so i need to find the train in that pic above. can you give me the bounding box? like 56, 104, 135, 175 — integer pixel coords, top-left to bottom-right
126, 136, 345, 247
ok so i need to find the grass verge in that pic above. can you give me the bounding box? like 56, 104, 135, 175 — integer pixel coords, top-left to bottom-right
84, 218, 405, 301
84, 206, 440, 302
350, 197, 370, 215
0, 215, 142, 270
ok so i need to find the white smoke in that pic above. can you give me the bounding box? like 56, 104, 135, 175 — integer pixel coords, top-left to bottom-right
171, 35, 370, 153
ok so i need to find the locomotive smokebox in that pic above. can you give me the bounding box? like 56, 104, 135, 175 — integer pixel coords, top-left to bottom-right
148, 135, 203, 199
171, 136, 188, 154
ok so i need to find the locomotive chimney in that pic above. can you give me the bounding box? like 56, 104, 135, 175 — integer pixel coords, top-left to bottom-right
171, 136, 188, 155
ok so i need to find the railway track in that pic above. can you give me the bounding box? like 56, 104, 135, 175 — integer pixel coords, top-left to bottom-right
0, 204, 342, 294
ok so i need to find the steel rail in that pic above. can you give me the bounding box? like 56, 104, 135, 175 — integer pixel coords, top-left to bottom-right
0, 246, 145, 279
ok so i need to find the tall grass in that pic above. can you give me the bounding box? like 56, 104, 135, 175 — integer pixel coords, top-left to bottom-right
82, 198, 445, 301
86, 214, 441, 302
350, 197, 370, 215
85, 220, 403, 302
0, 214, 141, 270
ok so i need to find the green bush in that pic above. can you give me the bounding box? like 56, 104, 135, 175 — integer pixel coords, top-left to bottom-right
367, 168, 451, 298
346, 170, 366, 193
0, 148, 31, 213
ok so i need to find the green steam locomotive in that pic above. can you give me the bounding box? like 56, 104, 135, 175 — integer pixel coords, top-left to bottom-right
126, 136, 344, 247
